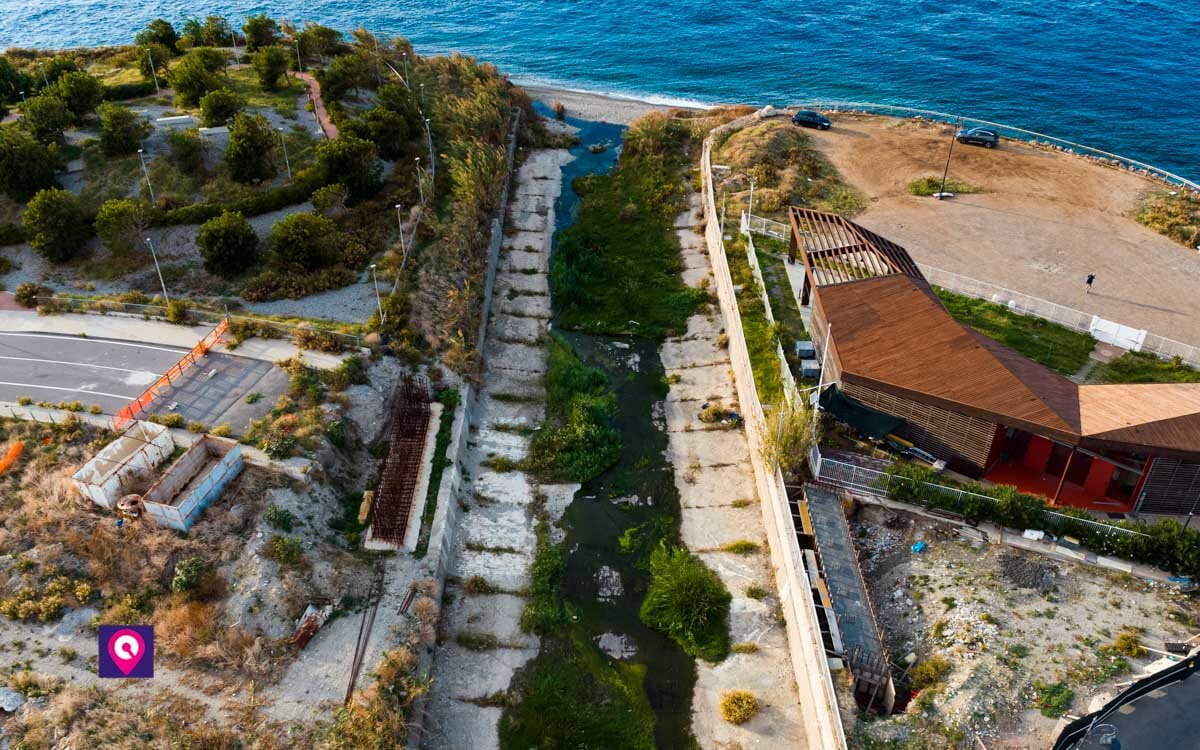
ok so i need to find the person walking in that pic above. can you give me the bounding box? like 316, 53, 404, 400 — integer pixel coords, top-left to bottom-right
1085, 273, 1096, 294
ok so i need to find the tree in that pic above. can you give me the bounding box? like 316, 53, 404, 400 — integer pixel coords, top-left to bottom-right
40, 56, 79, 87
94, 198, 145, 255
198, 87, 245, 126
0, 128, 58, 201
169, 48, 226, 107
242, 14, 279, 53
311, 183, 348, 217
22, 188, 89, 262
297, 22, 341, 62
54, 72, 104, 120
316, 54, 367, 101
135, 18, 179, 52
0, 57, 30, 103
167, 128, 204, 174
376, 82, 421, 128
224, 113, 277, 183
268, 212, 337, 271
315, 136, 380, 200
342, 107, 410, 160
200, 16, 232, 47
21, 94, 71, 144
97, 103, 150, 155
197, 211, 259, 276
251, 45, 288, 91
137, 43, 172, 83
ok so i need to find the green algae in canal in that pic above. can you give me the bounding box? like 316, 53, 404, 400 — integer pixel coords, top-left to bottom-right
499, 111, 699, 749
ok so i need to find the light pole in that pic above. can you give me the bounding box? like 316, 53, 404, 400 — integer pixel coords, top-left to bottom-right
423, 117, 434, 178
277, 127, 291, 181
145, 47, 161, 93
419, 82, 425, 108
369, 264, 385, 323
145, 237, 169, 305
748, 178, 756, 218
38, 62, 48, 89
402, 52, 409, 84
937, 118, 962, 200
228, 20, 240, 63
137, 148, 156, 204
18, 90, 25, 104
415, 158, 424, 204
395, 203, 410, 272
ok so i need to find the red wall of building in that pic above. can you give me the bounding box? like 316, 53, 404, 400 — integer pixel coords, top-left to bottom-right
1084, 457, 1116, 497
1023, 435, 1054, 472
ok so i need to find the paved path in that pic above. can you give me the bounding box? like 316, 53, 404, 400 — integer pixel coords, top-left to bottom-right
663, 197, 808, 748
295, 71, 338, 140
423, 149, 577, 750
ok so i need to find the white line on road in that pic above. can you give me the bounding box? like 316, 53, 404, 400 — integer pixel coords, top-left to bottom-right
0, 382, 134, 399
0, 355, 158, 375
0, 332, 185, 354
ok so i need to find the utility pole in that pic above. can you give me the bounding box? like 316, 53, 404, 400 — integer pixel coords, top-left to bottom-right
415, 158, 424, 204
137, 148, 156, 204
145, 47, 161, 93
748, 178, 756, 218
938, 118, 962, 200
18, 90, 25, 104
277, 127, 291, 181
144, 237, 169, 304
294, 37, 304, 72
38, 62, 48, 89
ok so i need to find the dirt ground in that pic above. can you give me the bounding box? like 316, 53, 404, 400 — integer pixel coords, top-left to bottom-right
805, 114, 1200, 347
843, 503, 1199, 748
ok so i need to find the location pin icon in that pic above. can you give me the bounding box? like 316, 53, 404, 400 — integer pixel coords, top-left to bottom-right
106, 629, 146, 676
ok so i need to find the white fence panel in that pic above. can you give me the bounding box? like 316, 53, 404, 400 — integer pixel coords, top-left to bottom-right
1089, 316, 1147, 352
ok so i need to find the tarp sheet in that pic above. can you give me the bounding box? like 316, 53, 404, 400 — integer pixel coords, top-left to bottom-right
819, 386, 903, 440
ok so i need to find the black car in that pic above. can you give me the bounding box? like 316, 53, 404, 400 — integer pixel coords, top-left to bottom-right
956, 126, 999, 148
792, 110, 831, 130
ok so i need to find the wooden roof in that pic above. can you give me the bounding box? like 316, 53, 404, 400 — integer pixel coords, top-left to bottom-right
817, 274, 1081, 440
1079, 385, 1200, 458
790, 206, 925, 286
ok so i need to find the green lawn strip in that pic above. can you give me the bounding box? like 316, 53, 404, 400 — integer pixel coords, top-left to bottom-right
934, 287, 1095, 375
413, 388, 460, 559
727, 235, 783, 405
907, 176, 982, 196
1093, 350, 1200, 384
754, 234, 810, 377
551, 120, 706, 338
522, 335, 621, 483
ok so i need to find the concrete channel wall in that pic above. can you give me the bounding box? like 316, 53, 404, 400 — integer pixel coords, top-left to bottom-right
702, 112, 848, 749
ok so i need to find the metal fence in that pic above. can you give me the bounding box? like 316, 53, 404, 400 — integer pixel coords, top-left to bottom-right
40, 295, 363, 350
810, 446, 1148, 539
744, 213, 791, 241
791, 101, 1199, 193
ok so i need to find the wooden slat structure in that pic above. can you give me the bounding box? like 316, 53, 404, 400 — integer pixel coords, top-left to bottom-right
368, 378, 432, 546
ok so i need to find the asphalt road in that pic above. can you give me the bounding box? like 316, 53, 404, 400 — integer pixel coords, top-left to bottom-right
0, 332, 186, 413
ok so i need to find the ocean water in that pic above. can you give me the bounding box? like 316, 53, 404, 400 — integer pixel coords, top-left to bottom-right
1, 0, 1196, 177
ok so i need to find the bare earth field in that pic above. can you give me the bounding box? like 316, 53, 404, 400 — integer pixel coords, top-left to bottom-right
806, 114, 1200, 347
845, 503, 1199, 748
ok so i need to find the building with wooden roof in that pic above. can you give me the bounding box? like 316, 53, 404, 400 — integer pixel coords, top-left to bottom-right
789, 207, 1200, 515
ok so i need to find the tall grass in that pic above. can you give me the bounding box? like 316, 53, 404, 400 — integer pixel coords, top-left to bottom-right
1136, 191, 1200, 248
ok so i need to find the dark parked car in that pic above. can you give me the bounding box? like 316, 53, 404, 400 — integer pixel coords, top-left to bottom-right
956, 126, 999, 148
792, 110, 832, 130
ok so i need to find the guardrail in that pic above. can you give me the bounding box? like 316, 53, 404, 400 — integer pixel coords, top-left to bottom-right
38, 295, 363, 351
703, 114, 848, 750
791, 101, 1199, 192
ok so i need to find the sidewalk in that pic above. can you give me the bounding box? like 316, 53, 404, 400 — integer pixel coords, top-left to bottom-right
0, 309, 347, 369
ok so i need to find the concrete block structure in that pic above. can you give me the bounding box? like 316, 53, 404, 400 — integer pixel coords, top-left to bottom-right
72, 422, 174, 509
139, 436, 243, 531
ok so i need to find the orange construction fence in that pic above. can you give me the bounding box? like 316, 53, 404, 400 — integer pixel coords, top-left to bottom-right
111, 319, 229, 431
0, 442, 24, 475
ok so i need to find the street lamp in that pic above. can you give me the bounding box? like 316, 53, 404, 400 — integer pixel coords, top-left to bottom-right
394, 203, 409, 272
423, 117, 434, 176
144, 237, 170, 305
144, 46, 161, 93
369, 264, 385, 323
937, 118, 963, 200
18, 90, 25, 104
277, 127, 291, 181
414, 158, 424, 204
38, 62, 48, 89
137, 148, 156, 204
748, 178, 756, 218
228, 20, 241, 63
401, 52, 409, 84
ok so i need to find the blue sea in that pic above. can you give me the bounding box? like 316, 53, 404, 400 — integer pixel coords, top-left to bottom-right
1, 0, 1196, 177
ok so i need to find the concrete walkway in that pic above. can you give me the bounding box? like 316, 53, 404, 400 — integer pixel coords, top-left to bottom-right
0, 309, 346, 369
422, 149, 577, 750
663, 196, 808, 747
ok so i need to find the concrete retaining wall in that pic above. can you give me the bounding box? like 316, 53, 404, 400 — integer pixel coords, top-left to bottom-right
71, 421, 174, 509
702, 111, 847, 749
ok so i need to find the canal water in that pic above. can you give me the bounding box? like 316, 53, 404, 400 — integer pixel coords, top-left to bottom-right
540, 107, 698, 747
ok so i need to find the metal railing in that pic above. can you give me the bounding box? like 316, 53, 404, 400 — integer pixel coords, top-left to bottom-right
39, 295, 363, 351
810, 447, 1148, 539
791, 101, 1199, 192
744, 213, 790, 241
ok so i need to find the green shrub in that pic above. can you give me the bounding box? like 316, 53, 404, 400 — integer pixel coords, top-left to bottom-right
266, 535, 303, 565
102, 81, 157, 101
54, 72, 104, 120
197, 211, 259, 277
250, 45, 288, 91
0, 223, 24, 246
225, 112, 277, 183
1033, 680, 1074, 718
167, 128, 205, 174
640, 544, 731, 662
199, 87, 245, 127
23, 188, 88, 262
265, 504, 296, 531
1112, 629, 1147, 658
94, 199, 144, 255
186, 421, 207, 433
719, 690, 759, 725
166, 299, 190, 324
14, 283, 48, 308
909, 655, 952, 690
520, 520, 567, 635
268, 212, 338, 271
97, 103, 150, 155
523, 336, 620, 482
1136, 191, 1200, 247
148, 413, 186, 428
907, 176, 982, 196
171, 556, 205, 593
0, 128, 59, 202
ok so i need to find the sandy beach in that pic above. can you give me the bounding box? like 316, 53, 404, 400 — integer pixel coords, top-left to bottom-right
521, 83, 704, 125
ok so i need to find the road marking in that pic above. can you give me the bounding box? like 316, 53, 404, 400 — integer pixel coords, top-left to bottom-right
0, 382, 133, 399
0, 355, 158, 375
0, 332, 185, 354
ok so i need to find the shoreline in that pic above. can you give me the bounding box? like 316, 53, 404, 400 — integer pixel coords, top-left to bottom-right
519, 82, 708, 125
